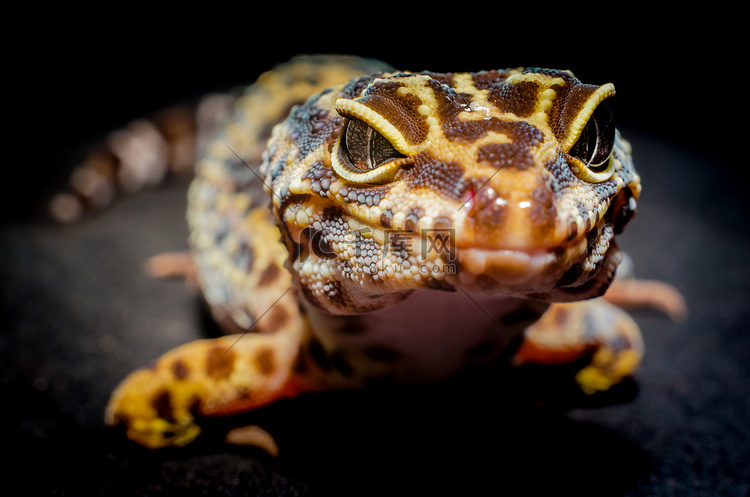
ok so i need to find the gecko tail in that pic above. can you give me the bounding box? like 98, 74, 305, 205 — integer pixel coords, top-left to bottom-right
48, 93, 236, 223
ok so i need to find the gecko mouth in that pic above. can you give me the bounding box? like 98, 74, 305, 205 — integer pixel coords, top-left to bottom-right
453, 225, 619, 299
284, 184, 630, 302
451, 188, 633, 300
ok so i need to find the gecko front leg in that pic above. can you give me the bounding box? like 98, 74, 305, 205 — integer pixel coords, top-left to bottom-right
105, 300, 307, 449
512, 300, 644, 394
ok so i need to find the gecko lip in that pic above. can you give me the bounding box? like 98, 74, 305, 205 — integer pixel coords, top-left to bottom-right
453, 246, 567, 294
452, 217, 619, 299
448, 176, 637, 298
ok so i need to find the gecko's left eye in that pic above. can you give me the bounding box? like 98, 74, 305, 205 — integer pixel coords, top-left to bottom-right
569, 104, 616, 172
341, 118, 405, 172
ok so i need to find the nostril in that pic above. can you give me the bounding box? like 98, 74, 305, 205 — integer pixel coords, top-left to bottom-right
468, 186, 508, 224
457, 176, 488, 212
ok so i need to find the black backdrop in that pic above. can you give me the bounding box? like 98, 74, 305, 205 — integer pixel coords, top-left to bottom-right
9, 12, 745, 221
5, 10, 749, 496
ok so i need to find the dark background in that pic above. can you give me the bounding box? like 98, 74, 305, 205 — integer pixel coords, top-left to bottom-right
4, 11, 749, 497
9, 12, 747, 221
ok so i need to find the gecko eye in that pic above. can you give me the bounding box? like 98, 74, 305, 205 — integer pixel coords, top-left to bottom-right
569, 104, 615, 172
341, 118, 405, 172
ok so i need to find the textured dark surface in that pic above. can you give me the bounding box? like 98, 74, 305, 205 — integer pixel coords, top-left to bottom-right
3, 124, 750, 495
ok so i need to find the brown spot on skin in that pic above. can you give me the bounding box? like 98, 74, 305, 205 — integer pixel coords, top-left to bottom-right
171, 359, 190, 380
426, 78, 469, 129
472, 69, 513, 89
499, 80, 540, 118
206, 346, 235, 379
353, 79, 429, 145
255, 347, 276, 376
258, 263, 281, 286
379, 209, 393, 229
404, 154, 466, 201
261, 305, 288, 333
443, 109, 545, 156
481, 70, 571, 123
152, 390, 175, 422
478, 143, 530, 170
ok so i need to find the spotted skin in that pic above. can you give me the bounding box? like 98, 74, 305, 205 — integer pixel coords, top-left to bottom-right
105, 55, 681, 450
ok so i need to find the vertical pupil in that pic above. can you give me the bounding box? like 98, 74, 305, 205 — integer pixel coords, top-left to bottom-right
571, 119, 598, 165
345, 119, 373, 171
370, 132, 396, 166
343, 119, 405, 173
569, 105, 615, 170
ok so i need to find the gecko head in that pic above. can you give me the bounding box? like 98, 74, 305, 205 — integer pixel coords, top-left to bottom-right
261, 68, 640, 314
